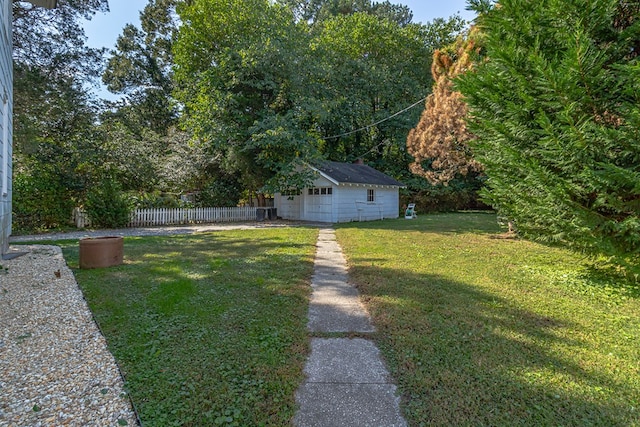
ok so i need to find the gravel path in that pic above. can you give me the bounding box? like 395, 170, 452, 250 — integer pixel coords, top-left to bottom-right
0, 245, 138, 426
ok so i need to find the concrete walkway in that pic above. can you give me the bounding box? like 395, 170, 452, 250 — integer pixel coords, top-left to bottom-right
294, 228, 406, 427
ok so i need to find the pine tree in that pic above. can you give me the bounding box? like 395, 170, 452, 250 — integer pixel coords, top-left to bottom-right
407, 29, 484, 185
457, 0, 640, 269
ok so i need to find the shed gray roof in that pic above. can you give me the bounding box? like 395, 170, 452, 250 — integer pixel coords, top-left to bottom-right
313, 161, 404, 187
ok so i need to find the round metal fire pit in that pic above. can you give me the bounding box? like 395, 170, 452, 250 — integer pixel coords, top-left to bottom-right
79, 236, 124, 269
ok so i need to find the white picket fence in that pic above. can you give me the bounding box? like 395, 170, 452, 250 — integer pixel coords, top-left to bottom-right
73, 206, 259, 228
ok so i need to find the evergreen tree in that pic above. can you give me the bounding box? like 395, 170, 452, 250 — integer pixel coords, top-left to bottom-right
457, 0, 640, 268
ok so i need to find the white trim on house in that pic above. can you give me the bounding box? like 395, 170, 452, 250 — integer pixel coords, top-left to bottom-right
308, 165, 340, 186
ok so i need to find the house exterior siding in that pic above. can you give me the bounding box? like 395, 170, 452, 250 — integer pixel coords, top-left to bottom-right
0, 0, 12, 254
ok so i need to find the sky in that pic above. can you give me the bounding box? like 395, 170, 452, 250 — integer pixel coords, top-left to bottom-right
82, 0, 476, 98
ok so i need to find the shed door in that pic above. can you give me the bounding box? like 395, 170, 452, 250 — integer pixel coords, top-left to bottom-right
305, 187, 333, 222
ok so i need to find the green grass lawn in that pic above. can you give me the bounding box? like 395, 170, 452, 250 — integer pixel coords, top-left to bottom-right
58, 228, 318, 426
335, 212, 640, 426
36, 215, 639, 426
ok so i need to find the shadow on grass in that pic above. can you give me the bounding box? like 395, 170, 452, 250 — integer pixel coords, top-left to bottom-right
581, 263, 640, 300
335, 213, 640, 303
350, 265, 637, 426
53, 230, 318, 426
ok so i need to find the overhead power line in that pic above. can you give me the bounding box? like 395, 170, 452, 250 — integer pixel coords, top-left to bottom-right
322, 96, 427, 141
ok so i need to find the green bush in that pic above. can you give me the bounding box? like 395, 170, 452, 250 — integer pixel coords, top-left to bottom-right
12, 172, 77, 233
195, 178, 241, 207
131, 191, 187, 209
85, 179, 132, 228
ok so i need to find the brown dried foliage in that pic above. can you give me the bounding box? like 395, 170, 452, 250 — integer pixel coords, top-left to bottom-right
407, 32, 483, 185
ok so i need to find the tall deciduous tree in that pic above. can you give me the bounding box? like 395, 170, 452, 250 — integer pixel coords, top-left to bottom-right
283, 1, 465, 181
12, 0, 107, 154
310, 11, 440, 174
174, 0, 465, 197
457, 0, 640, 267
12, 0, 108, 230
407, 29, 483, 185
101, 0, 239, 201
282, 0, 413, 26
102, 0, 178, 135
174, 0, 320, 198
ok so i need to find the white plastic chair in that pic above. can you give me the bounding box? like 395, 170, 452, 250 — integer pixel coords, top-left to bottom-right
405, 203, 417, 219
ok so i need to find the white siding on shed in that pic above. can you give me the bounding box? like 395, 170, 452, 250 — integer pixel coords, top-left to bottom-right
0, 0, 12, 253
333, 186, 399, 222
276, 192, 302, 220
302, 176, 334, 222
274, 163, 401, 224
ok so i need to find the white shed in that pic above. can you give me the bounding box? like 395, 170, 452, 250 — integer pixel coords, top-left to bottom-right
275, 161, 404, 223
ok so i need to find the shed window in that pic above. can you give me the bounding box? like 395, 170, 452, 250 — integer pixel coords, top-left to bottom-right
308, 187, 332, 196
367, 189, 375, 202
